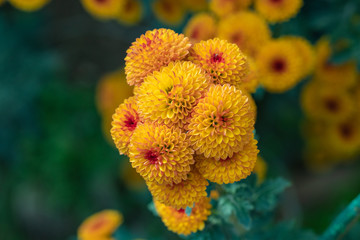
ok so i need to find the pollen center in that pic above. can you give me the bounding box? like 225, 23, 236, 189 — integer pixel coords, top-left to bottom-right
89, 215, 106, 231
324, 98, 340, 113
124, 115, 137, 131
271, 58, 286, 73
340, 124, 353, 140
145, 150, 159, 164
211, 53, 224, 63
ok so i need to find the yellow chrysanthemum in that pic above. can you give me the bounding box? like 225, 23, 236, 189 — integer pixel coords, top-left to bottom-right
129, 123, 194, 185
209, 0, 252, 17
189, 38, 248, 86
253, 156, 267, 183
9, 0, 50, 11
117, 0, 143, 25
80, 0, 123, 19
281, 36, 315, 78
188, 84, 255, 160
121, 160, 146, 191
181, 0, 207, 11
154, 197, 211, 236
314, 38, 357, 88
111, 97, 141, 155
195, 138, 258, 184
183, 13, 217, 43
78, 210, 123, 240
152, 0, 185, 26
239, 57, 260, 93
137, 61, 211, 128
254, 0, 303, 23
256, 39, 302, 93
125, 28, 191, 86
147, 169, 209, 209
301, 81, 354, 122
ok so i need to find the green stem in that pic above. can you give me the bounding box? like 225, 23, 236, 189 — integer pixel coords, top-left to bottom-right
321, 194, 360, 240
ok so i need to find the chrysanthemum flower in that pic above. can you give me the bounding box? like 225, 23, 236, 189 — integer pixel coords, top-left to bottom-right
314, 38, 357, 88
188, 84, 255, 160
253, 156, 267, 183
117, 0, 143, 25
301, 81, 355, 122
137, 61, 211, 128
217, 11, 271, 57
78, 210, 123, 240
181, 0, 207, 11
125, 29, 191, 87
189, 38, 248, 86
128, 123, 194, 185
183, 13, 217, 43
80, 0, 123, 20
152, 0, 185, 26
154, 197, 211, 236
195, 138, 258, 184
256, 39, 302, 93
111, 97, 140, 155
210, 0, 252, 17
147, 169, 208, 209
239, 57, 259, 93
254, 0, 303, 23
9, 0, 50, 11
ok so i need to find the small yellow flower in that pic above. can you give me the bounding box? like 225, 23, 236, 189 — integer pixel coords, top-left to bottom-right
129, 123, 194, 185
111, 96, 141, 155
256, 39, 302, 93
137, 61, 211, 128
210, 0, 252, 17
9, 0, 50, 11
195, 138, 259, 184
254, 0, 303, 23
217, 11, 271, 57
117, 0, 143, 25
314, 38, 357, 88
188, 84, 255, 160
239, 57, 260, 93
80, 0, 123, 20
78, 210, 123, 240
152, 0, 185, 26
125, 28, 191, 86
189, 38, 248, 86
183, 13, 217, 43
253, 156, 267, 183
154, 197, 211, 236
147, 169, 208, 210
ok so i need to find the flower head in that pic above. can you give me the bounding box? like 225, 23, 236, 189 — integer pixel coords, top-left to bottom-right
125, 29, 191, 86
147, 169, 208, 209
189, 38, 248, 86
80, 0, 123, 19
256, 39, 302, 93
152, 0, 185, 26
255, 0, 303, 23
111, 97, 140, 155
9, 0, 50, 11
154, 197, 211, 236
187, 84, 255, 160
195, 138, 258, 184
210, 0, 252, 17
217, 11, 271, 57
137, 61, 211, 128
78, 210, 123, 240
117, 0, 143, 25
129, 123, 194, 185
183, 13, 217, 43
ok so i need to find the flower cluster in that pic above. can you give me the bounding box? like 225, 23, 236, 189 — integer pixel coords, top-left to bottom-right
111, 28, 258, 235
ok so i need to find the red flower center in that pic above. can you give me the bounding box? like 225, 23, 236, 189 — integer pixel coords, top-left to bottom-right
324, 98, 340, 113
177, 209, 185, 214
145, 150, 159, 164
191, 27, 200, 39
271, 58, 286, 73
231, 32, 243, 45
211, 53, 224, 63
340, 123, 353, 140
269, 0, 283, 4
124, 114, 137, 131
95, 0, 107, 4
89, 215, 106, 231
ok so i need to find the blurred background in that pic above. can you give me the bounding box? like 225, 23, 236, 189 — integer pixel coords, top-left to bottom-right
1, 0, 360, 239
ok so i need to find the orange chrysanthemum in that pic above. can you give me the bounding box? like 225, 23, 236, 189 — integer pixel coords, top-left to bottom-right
256, 39, 302, 93
217, 11, 271, 57
154, 197, 211, 236
187, 84, 255, 160
147, 169, 208, 209
117, 0, 143, 25
80, 0, 123, 19
78, 210, 123, 240
137, 61, 211, 128
111, 97, 141, 155
209, 0, 252, 17
183, 13, 217, 43
9, 0, 50, 11
189, 38, 248, 86
128, 123, 194, 185
152, 0, 185, 26
125, 29, 191, 87
195, 138, 258, 184
255, 0, 303, 23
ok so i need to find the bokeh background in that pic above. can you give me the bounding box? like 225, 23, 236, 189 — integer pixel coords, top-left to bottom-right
1, 0, 360, 239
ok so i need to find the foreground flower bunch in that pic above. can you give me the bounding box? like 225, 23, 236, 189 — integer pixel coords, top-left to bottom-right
111, 28, 259, 235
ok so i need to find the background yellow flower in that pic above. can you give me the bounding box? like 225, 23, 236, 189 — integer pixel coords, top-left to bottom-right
81, 0, 123, 20
183, 13, 217, 43
255, 0, 303, 23
117, 0, 143, 25
9, 0, 50, 11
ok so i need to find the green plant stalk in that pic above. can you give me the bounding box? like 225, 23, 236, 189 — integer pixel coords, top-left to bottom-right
321, 194, 360, 240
